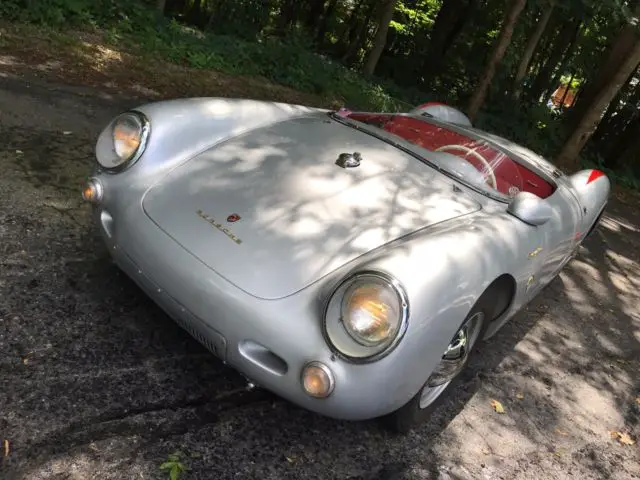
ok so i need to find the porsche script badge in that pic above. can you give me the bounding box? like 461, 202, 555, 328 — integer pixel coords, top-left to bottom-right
196, 209, 242, 245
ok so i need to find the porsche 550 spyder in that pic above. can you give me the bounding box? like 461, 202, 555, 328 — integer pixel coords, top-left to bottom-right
82, 99, 609, 432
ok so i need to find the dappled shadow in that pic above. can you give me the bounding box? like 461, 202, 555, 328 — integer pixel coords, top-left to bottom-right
1, 90, 536, 479
418, 208, 640, 478
143, 114, 493, 299
2, 76, 640, 478
0, 24, 332, 108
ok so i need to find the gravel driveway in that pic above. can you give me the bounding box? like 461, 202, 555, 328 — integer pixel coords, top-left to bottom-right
1, 75, 639, 480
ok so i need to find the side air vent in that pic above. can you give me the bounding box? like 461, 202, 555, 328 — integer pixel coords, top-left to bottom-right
239, 340, 288, 376
172, 314, 227, 360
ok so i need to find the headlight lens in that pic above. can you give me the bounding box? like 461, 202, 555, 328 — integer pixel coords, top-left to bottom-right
342, 280, 402, 346
97, 112, 149, 171
113, 114, 143, 161
324, 272, 408, 361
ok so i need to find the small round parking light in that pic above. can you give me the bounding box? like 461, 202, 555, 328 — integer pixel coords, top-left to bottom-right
301, 361, 335, 398
82, 179, 103, 203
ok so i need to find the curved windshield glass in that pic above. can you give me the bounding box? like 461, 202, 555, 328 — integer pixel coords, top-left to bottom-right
334, 111, 553, 200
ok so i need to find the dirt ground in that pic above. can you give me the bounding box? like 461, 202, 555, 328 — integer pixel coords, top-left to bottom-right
0, 68, 639, 479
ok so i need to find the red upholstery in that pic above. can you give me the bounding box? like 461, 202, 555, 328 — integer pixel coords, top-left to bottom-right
347, 114, 555, 199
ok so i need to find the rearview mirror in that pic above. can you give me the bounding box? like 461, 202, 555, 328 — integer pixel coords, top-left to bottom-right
507, 192, 552, 226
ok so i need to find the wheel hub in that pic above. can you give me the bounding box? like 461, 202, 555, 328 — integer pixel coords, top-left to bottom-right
425, 312, 484, 390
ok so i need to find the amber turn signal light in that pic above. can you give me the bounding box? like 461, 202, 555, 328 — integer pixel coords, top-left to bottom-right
301, 362, 335, 398
82, 179, 103, 203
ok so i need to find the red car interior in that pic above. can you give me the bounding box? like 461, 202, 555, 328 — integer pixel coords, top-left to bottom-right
346, 113, 556, 199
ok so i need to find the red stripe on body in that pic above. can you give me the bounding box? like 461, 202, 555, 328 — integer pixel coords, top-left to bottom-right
586, 169, 605, 184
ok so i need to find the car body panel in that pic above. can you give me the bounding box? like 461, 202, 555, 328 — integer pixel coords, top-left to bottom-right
89, 98, 610, 420
142, 115, 481, 299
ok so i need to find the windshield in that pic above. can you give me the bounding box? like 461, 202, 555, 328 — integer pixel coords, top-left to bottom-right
334, 110, 540, 200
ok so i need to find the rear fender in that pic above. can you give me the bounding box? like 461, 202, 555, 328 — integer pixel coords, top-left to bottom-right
568, 169, 611, 234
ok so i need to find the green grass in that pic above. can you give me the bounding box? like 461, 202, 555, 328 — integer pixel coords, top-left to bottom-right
0, 0, 419, 112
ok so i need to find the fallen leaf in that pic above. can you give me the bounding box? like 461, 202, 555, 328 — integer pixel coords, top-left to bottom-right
611, 431, 636, 446
635, 397, 640, 406
617, 432, 635, 446
285, 456, 295, 463
3, 439, 9, 457
516, 392, 524, 400
16, 150, 23, 154
63, 131, 72, 135
555, 428, 569, 436
22, 351, 33, 365
490, 399, 505, 414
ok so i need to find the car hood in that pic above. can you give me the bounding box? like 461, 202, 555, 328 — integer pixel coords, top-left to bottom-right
142, 115, 481, 299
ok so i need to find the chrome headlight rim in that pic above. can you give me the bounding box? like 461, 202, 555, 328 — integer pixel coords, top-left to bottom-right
98, 110, 150, 174
323, 270, 410, 364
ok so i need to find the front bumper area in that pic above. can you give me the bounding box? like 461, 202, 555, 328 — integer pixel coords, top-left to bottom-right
94, 205, 425, 421
110, 241, 229, 362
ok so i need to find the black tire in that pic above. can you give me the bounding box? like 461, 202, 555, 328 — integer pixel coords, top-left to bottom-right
382, 304, 489, 433
584, 205, 606, 240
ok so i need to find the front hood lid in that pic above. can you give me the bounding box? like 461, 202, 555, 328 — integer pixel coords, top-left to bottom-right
143, 115, 481, 299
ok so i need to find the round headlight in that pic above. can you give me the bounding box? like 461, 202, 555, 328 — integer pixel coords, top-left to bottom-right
324, 272, 409, 361
97, 112, 149, 171
342, 280, 402, 346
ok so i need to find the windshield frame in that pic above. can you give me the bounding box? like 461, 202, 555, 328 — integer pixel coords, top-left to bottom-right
328, 111, 512, 203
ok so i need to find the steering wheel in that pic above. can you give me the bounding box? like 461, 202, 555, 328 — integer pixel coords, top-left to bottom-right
435, 144, 497, 190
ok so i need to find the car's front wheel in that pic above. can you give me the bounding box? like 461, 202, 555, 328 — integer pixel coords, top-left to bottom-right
384, 306, 487, 433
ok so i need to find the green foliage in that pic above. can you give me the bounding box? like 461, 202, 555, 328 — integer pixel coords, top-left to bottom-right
475, 100, 568, 159
160, 451, 187, 480
2, 0, 638, 186
104, 9, 413, 111
0, 0, 157, 27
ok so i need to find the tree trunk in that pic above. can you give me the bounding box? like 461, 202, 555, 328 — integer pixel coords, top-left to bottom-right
342, 0, 376, 64
512, 2, 554, 99
544, 21, 582, 101
559, 72, 574, 108
555, 40, 640, 171
316, 0, 339, 46
607, 119, 640, 170
337, 0, 365, 49
593, 65, 639, 144
607, 82, 640, 135
304, 0, 327, 33
185, 0, 206, 28
363, 0, 397, 75
466, 0, 528, 121
156, 0, 166, 14
278, 0, 299, 33
570, 3, 640, 124
423, 0, 478, 82
527, 17, 580, 103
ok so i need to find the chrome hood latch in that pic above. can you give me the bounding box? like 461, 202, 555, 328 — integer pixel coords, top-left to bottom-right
336, 152, 362, 168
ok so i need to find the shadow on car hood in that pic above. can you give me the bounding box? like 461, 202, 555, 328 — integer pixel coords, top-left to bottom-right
142, 115, 481, 299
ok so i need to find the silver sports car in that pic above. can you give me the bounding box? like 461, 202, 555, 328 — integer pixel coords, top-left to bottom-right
82, 99, 610, 432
